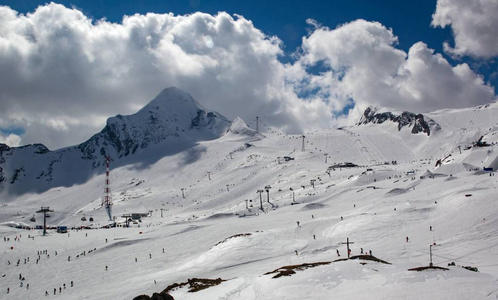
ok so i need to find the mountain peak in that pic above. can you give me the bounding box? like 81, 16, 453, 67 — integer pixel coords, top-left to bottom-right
358, 106, 441, 136
228, 116, 258, 136
140, 86, 203, 113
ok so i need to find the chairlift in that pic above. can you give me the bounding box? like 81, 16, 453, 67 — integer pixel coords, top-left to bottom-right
89, 216, 94, 222
81, 214, 87, 221
30, 214, 36, 222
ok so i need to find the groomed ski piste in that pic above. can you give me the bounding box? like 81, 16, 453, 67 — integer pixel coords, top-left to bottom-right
1, 102, 498, 299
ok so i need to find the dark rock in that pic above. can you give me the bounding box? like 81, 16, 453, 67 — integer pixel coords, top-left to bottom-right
358, 106, 440, 136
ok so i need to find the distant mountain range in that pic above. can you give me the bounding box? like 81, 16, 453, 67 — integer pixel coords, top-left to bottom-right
1, 87, 494, 197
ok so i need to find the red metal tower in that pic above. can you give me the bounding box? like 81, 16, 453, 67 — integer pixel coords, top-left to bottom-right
102, 156, 113, 221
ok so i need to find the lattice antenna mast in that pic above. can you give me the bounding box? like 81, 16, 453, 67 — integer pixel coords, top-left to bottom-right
102, 156, 113, 221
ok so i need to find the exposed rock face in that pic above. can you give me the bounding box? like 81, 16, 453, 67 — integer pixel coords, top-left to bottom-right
358, 106, 441, 136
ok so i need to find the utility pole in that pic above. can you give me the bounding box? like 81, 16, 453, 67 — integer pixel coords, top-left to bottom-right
264, 185, 272, 204
257, 189, 264, 211
429, 243, 438, 267
290, 188, 295, 202
341, 237, 355, 258
36, 207, 54, 236
160, 208, 164, 218
102, 156, 113, 221
301, 135, 306, 152
324, 153, 328, 163
256, 116, 259, 133
310, 179, 316, 188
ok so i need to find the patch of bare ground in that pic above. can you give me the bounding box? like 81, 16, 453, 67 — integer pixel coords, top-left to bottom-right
266, 256, 392, 279
214, 233, 253, 246
164, 278, 227, 293
264, 262, 331, 278
408, 266, 449, 271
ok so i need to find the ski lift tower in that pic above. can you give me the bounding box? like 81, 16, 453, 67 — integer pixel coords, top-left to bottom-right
301, 135, 306, 152
102, 156, 113, 221
36, 207, 54, 236
255, 116, 259, 133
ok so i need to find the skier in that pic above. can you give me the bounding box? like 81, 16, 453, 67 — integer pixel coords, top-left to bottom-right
105, 265, 108, 271
70, 281, 73, 287
406, 236, 409, 242
360, 248, 364, 254
45, 291, 49, 296
54, 288, 56, 295
430, 226, 432, 231
336, 249, 340, 256
296, 221, 300, 227
369, 250, 372, 256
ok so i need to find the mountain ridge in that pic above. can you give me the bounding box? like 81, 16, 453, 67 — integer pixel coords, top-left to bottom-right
0, 87, 231, 196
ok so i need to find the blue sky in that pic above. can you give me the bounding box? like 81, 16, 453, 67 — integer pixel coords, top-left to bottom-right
0, 0, 496, 148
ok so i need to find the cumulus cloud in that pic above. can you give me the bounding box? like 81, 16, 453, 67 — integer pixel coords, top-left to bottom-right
0, 132, 21, 146
300, 20, 496, 118
0, 3, 327, 149
0, 4, 495, 149
431, 0, 498, 58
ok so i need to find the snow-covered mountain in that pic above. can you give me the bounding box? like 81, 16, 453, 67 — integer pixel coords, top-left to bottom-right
358, 106, 441, 136
1, 94, 498, 300
0, 87, 231, 196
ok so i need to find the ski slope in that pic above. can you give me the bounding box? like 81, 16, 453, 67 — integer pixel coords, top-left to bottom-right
1, 105, 498, 299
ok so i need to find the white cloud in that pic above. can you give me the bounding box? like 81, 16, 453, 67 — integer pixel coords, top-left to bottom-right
0, 4, 495, 149
300, 20, 496, 118
0, 132, 21, 146
0, 3, 332, 149
431, 0, 498, 58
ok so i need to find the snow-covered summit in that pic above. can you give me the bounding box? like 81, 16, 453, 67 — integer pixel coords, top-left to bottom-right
0, 87, 231, 196
79, 86, 231, 160
227, 116, 258, 136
